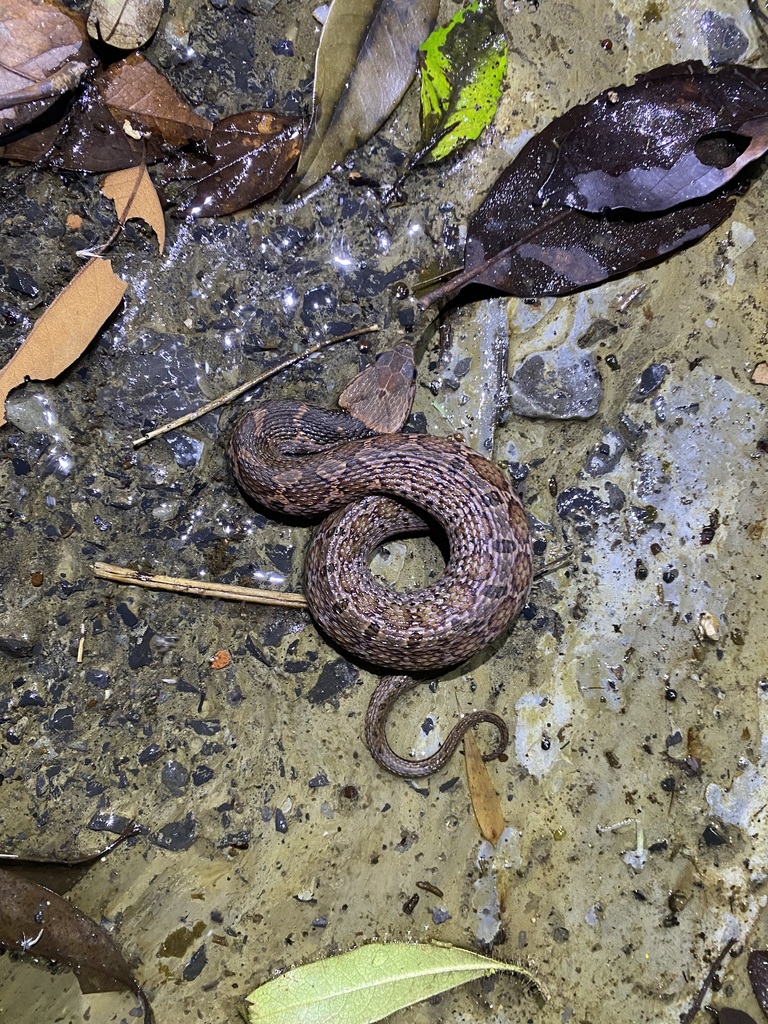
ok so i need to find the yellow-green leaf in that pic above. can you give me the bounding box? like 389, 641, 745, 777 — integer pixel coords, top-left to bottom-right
246, 941, 545, 1024
418, 0, 507, 163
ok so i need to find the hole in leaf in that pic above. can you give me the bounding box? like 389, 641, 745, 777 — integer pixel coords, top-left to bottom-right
694, 130, 751, 168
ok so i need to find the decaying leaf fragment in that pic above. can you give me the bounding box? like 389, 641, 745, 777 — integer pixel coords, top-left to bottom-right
246, 941, 545, 1024
0, 0, 94, 137
174, 111, 303, 217
0, 259, 126, 425
101, 164, 166, 251
290, 0, 440, 196
88, 0, 164, 49
417, 0, 507, 164
464, 729, 506, 844
421, 62, 767, 304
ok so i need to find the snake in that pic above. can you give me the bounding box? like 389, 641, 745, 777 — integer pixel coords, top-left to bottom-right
228, 344, 533, 778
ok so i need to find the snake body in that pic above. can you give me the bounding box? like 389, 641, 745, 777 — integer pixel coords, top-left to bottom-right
229, 348, 533, 777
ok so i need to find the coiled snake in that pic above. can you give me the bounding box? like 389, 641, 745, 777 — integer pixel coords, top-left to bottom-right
229, 344, 533, 777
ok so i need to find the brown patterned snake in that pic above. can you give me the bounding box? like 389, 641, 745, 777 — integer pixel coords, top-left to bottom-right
228, 344, 533, 777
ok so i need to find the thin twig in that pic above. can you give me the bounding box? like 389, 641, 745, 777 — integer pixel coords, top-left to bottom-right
132, 324, 380, 448
93, 561, 308, 608
533, 550, 574, 581
679, 938, 737, 1024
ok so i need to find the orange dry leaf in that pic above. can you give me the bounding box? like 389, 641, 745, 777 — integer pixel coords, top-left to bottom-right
752, 362, 768, 386
0, 259, 126, 426
100, 53, 212, 148
210, 650, 231, 670
464, 730, 506, 845
101, 165, 165, 252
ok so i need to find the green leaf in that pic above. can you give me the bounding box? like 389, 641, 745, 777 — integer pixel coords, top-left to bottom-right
290, 0, 440, 197
418, 0, 507, 163
246, 941, 545, 1024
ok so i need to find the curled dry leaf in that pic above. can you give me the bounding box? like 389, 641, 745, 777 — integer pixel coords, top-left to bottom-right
173, 111, 303, 217
463, 729, 506, 844
421, 62, 762, 304
0, 0, 94, 137
88, 0, 164, 49
99, 53, 212, 148
101, 164, 166, 251
0, 259, 126, 425
0, 825, 151, 1022
290, 0, 440, 196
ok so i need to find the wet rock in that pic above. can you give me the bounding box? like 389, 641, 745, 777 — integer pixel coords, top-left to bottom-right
151, 812, 197, 851
306, 658, 359, 704
508, 344, 602, 419
700, 10, 748, 64
630, 363, 669, 401
584, 430, 626, 477
166, 432, 205, 468
183, 945, 207, 981
162, 760, 190, 796
557, 483, 626, 537
0, 636, 35, 658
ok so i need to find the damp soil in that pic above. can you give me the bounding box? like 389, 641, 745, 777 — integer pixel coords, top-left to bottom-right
1, 1, 768, 1023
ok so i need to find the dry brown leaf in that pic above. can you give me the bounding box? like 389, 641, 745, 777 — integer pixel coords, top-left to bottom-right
0, 259, 126, 426
751, 362, 768, 385
0, 0, 93, 136
101, 165, 165, 252
100, 53, 212, 148
88, 0, 163, 49
464, 730, 506, 844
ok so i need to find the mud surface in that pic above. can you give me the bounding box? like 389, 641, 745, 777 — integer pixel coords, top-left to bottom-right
1, 1, 767, 1022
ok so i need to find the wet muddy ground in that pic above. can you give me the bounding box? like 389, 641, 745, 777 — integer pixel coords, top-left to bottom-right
1, 0, 768, 1022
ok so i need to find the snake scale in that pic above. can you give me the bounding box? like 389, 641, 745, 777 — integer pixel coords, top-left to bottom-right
228, 344, 533, 778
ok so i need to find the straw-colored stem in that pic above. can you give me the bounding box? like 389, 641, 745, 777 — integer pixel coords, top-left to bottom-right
93, 561, 308, 608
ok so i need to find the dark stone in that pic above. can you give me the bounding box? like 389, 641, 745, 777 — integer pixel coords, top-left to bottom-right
630, 363, 669, 401
192, 764, 214, 786
306, 658, 359, 704
183, 945, 207, 981
151, 813, 197, 851
0, 636, 35, 658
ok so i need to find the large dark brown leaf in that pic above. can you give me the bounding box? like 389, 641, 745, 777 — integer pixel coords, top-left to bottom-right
0, 0, 94, 137
0, 870, 153, 1021
173, 110, 303, 217
0, 825, 151, 1022
717, 1010, 759, 1024
420, 64, 758, 304
538, 63, 768, 214
748, 950, 768, 1014
289, 0, 440, 196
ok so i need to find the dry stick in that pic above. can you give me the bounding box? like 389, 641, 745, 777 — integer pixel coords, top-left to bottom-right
679, 937, 737, 1024
93, 562, 308, 609
132, 324, 380, 448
